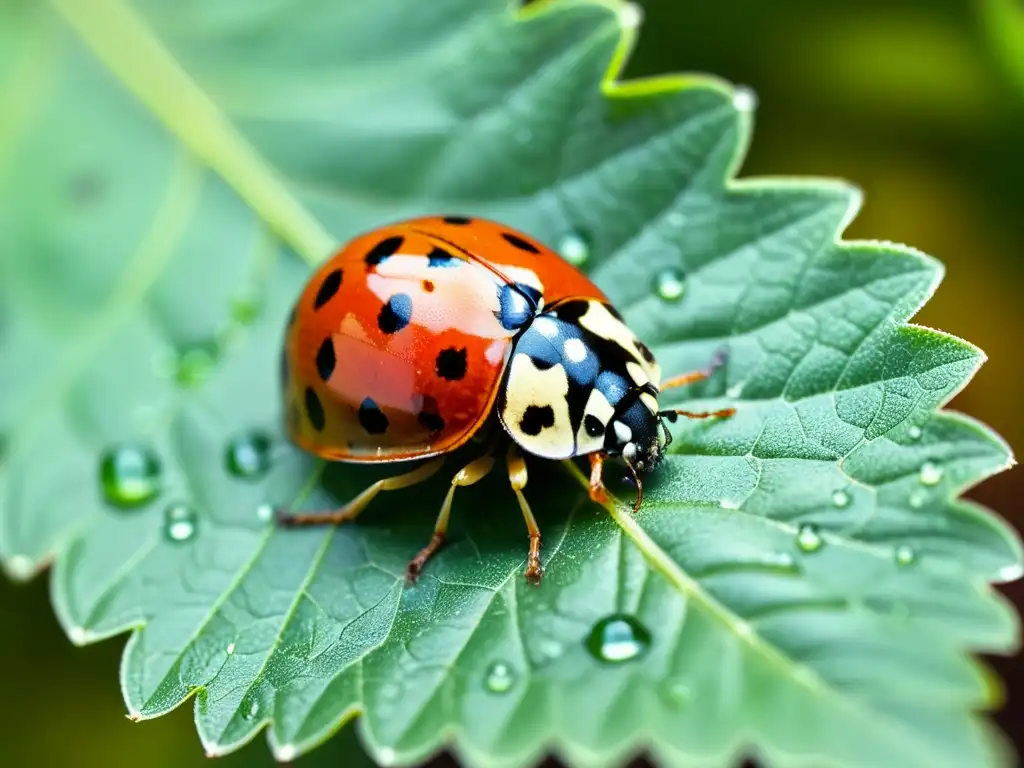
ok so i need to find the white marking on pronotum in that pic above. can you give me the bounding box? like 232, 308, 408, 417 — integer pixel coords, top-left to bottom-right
563, 337, 587, 363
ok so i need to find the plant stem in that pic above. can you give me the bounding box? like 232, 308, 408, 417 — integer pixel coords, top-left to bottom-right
51, 0, 336, 267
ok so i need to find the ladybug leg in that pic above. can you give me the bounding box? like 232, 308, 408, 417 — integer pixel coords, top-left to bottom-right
506, 445, 543, 585
660, 407, 736, 421
659, 347, 729, 391
588, 452, 611, 505
276, 457, 444, 527
406, 453, 496, 582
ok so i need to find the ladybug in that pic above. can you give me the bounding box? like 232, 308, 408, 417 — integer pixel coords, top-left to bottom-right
277, 215, 733, 583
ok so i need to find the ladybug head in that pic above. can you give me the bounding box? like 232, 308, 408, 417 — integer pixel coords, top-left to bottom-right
604, 388, 666, 475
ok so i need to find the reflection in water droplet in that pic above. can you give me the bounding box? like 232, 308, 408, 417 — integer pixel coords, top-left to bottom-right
653, 267, 686, 302
909, 490, 926, 509
557, 232, 590, 267
100, 445, 162, 509
895, 545, 917, 566
6, 554, 34, 581
226, 431, 272, 479
163, 503, 197, 543
174, 341, 219, 388
719, 498, 741, 510
725, 382, 744, 399
831, 489, 851, 509
585, 615, 652, 663
918, 461, 943, 486
795, 524, 823, 553
377, 747, 397, 767
226, 642, 236, 655
998, 563, 1024, 582
484, 661, 516, 694
257, 503, 274, 523
908, 425, 922, 441
618, 1, 643, 28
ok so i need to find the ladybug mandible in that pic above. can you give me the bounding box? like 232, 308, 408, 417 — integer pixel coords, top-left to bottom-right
277, 215, 734, 584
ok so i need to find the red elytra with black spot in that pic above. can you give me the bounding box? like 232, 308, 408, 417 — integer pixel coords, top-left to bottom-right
282, 215, 607, 463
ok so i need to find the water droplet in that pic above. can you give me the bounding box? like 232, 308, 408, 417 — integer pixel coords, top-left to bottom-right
377, 747, 397, 767
585, 614, 652, 663
226, 431, 272, 480
68, 626, 88, 645
557, 232, 590, 267
665, 211, 685, 228
795, 524, 823, 553
163, 502, 197, 543
725, 382, 744, 398
484, 661, 516, 693
895, 545, 917, 566
248, 700, 260, 719
909, 490, 926, 509
918, 461, 943, 486
764, 552, 796, 570
831, 489, 851, 508
618, 2, 643, 28
653, 267, 686, 302
719, 498, 741, 510
174, 341, 219, 388
226, 642, 236, 655
99, 444, 162, 509
908, 425, 922, 440
230, 291, 262, 326
257, 503, 274, 522
732, 86, 758, 112
664, 680, 692, 707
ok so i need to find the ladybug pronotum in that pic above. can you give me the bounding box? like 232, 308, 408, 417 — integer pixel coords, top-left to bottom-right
278, 215, 734, 583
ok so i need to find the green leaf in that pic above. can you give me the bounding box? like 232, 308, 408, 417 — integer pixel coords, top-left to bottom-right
1, 1, 1019, 766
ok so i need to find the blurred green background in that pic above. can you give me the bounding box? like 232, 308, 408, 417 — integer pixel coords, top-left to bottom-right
2, 0, 1022, 765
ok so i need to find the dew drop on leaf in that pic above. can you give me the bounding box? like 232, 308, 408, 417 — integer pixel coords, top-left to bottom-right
163, 502, 197, 543
908, 425, 923, 440
719, 498, 741, 510
99, 444, 162, 509
831, 489, 851, 508
909, 490, 927, 509
484, 661, 516, 694
664, 680, 692, 707
557, 232, 590, 267
174, 341, 219, 388
230, 290, 262, 325
795, 523, 823, 553
225, 431, 272, 479
377, 747, 397, 767
895, 545, 917, 566
918, 461, 943, 486
585, 615, 652, 663
226, 642, 236, 655
653, 267, 686, 302
257, 502, 274, 522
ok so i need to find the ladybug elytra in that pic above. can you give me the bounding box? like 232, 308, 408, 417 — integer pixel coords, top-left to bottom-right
278, 215, 734, 583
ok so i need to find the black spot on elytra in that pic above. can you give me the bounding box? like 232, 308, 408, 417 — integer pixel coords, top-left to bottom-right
358, 397, 389, 434
365, 236, 404, 266
427, 247, 460, 268
316, 337, 335, 381
305, 387, 325, 431
502, 232, 540, 254
442, 216, 472, 225
417, 410, 445, 432
378, 293, 412, 334
584, 414, 604, 437
519, 404, 555, 436
314, 269, 343, 310
435, 347, 467, 381
634, 339, 655, 364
